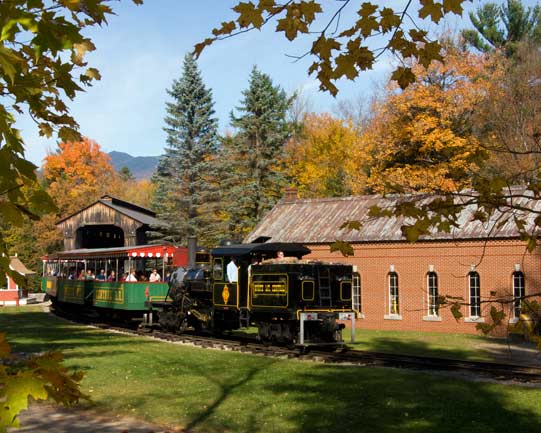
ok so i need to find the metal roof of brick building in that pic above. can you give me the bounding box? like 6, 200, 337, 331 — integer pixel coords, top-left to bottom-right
245, 188, 541, 244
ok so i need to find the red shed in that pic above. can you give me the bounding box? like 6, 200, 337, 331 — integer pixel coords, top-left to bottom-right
1, 256, 35, 306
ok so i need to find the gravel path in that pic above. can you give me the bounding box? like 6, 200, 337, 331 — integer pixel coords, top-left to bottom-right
11, 404, 182, 433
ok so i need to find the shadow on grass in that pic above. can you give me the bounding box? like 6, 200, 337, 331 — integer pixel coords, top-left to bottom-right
4, 310, 541, 433
90, 351, 541, 433
261, 365, 541, 433
0, 310, 151, 355
353, 336, 496, 361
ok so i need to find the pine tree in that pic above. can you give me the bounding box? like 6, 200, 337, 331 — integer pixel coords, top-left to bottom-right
152, 53, 219, 245
461, 0, 541, 56
218, 67, 292, 239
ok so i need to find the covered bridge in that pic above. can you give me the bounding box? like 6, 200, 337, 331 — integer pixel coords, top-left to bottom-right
56, 195, 166, 251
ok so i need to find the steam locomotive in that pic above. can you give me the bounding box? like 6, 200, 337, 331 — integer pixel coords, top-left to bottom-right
148, 240, 360, 348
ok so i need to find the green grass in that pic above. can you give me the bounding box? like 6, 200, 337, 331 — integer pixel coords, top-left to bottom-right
1, 307, 541, 433
349, 328, 510, 362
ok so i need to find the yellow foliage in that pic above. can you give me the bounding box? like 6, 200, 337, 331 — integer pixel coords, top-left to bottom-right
284, 113, 369, 197
364, 43, 504, 194
0, 333, 85, 432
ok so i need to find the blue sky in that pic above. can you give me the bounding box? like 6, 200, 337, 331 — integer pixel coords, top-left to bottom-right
18, 0, 514, 166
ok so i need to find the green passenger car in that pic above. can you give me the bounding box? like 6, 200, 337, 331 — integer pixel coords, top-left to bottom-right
41, 244, 187, 319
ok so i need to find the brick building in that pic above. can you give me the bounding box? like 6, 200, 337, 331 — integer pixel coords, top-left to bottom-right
245, 191, 541, 335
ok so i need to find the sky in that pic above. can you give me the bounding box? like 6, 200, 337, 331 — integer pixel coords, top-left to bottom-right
17, 0, 524, 166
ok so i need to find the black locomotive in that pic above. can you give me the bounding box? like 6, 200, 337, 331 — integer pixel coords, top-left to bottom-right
149, 240, 360, 348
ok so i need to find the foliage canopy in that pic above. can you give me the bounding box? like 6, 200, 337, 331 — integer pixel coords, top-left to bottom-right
197, 0, 469, 93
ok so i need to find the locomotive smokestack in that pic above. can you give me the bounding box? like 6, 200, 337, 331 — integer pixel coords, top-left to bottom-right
188, 236, 197, 268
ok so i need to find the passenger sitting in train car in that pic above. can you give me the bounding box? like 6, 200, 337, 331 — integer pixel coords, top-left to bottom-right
149, 269, 161, 282
96, 269, 106, 281
85, 270, 95, 280
107, 271, 116, 282
77, 270, 86, 280
126, 269, 137, 282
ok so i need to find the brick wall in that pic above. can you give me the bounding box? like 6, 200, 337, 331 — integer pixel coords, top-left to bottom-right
0, 277, 19, 304
306, 239, 541, 335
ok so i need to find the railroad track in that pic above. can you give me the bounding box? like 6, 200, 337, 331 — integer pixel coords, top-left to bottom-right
55, 309, 541, 385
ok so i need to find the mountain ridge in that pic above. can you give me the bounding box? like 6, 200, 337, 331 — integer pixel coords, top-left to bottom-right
108, 151, 161, 180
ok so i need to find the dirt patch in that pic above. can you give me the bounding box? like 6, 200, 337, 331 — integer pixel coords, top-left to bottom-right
11, 404, 185, 433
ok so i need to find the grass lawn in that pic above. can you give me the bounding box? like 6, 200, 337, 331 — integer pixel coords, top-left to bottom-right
1, 306, 541, 433
349, 328, 511, 362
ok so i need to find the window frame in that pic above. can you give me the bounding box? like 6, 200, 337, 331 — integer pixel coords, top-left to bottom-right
469, 271, 481, 318
302, 280, 315, 301
212, 258, 223, 281
513, 271, 525, 318
427, 271, 439, 317
388, 271, 399, 315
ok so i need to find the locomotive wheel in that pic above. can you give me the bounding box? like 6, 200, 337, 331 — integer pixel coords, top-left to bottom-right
177, 317, 188, 334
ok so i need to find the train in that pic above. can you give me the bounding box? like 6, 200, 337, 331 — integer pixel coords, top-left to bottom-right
42, 239, 360, 348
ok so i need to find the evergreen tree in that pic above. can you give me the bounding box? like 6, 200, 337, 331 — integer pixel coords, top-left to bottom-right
219, 67, 292, 239
152, 53, 219, 245
461, 0, 541, 55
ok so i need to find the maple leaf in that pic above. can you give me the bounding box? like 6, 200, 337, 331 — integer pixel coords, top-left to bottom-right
330, 240, 355, 257
442, 0, 464, 15
312, 36, 341, 61
357, 2, 379, 38
212, 21, 237, 36
334, 54, 358, 80
417, 40, 443, 67
276, 16, 307, 41
391, 66, 416, 89
1, 372, 48, 430
258, 0, 278, 14
233, 1, 264, 28
193, 37, 214, 58
380, 7, 401, 33
298, 0, 322, 23
419, 0, 444, 23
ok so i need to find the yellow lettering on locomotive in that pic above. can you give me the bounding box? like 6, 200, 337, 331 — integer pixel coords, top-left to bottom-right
252, 282, 286, 295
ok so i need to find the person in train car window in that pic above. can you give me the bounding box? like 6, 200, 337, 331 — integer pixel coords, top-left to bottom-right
126, 269, 138, 282
149, 269, 161, 282
120, 272, 128, 282
227, 257, 238, 283
85, 270, 95, 280
96, 269, 106, 281
78, 270, 86, 280
107, 271, 116, 282
164, 271, 171, 283
277, 251, 285, 259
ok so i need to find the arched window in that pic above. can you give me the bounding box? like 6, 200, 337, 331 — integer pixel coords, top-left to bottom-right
388, 272, 399, 314
427, 272, 439, 316
469, 272, 480, 317
513, 271, 525, 318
